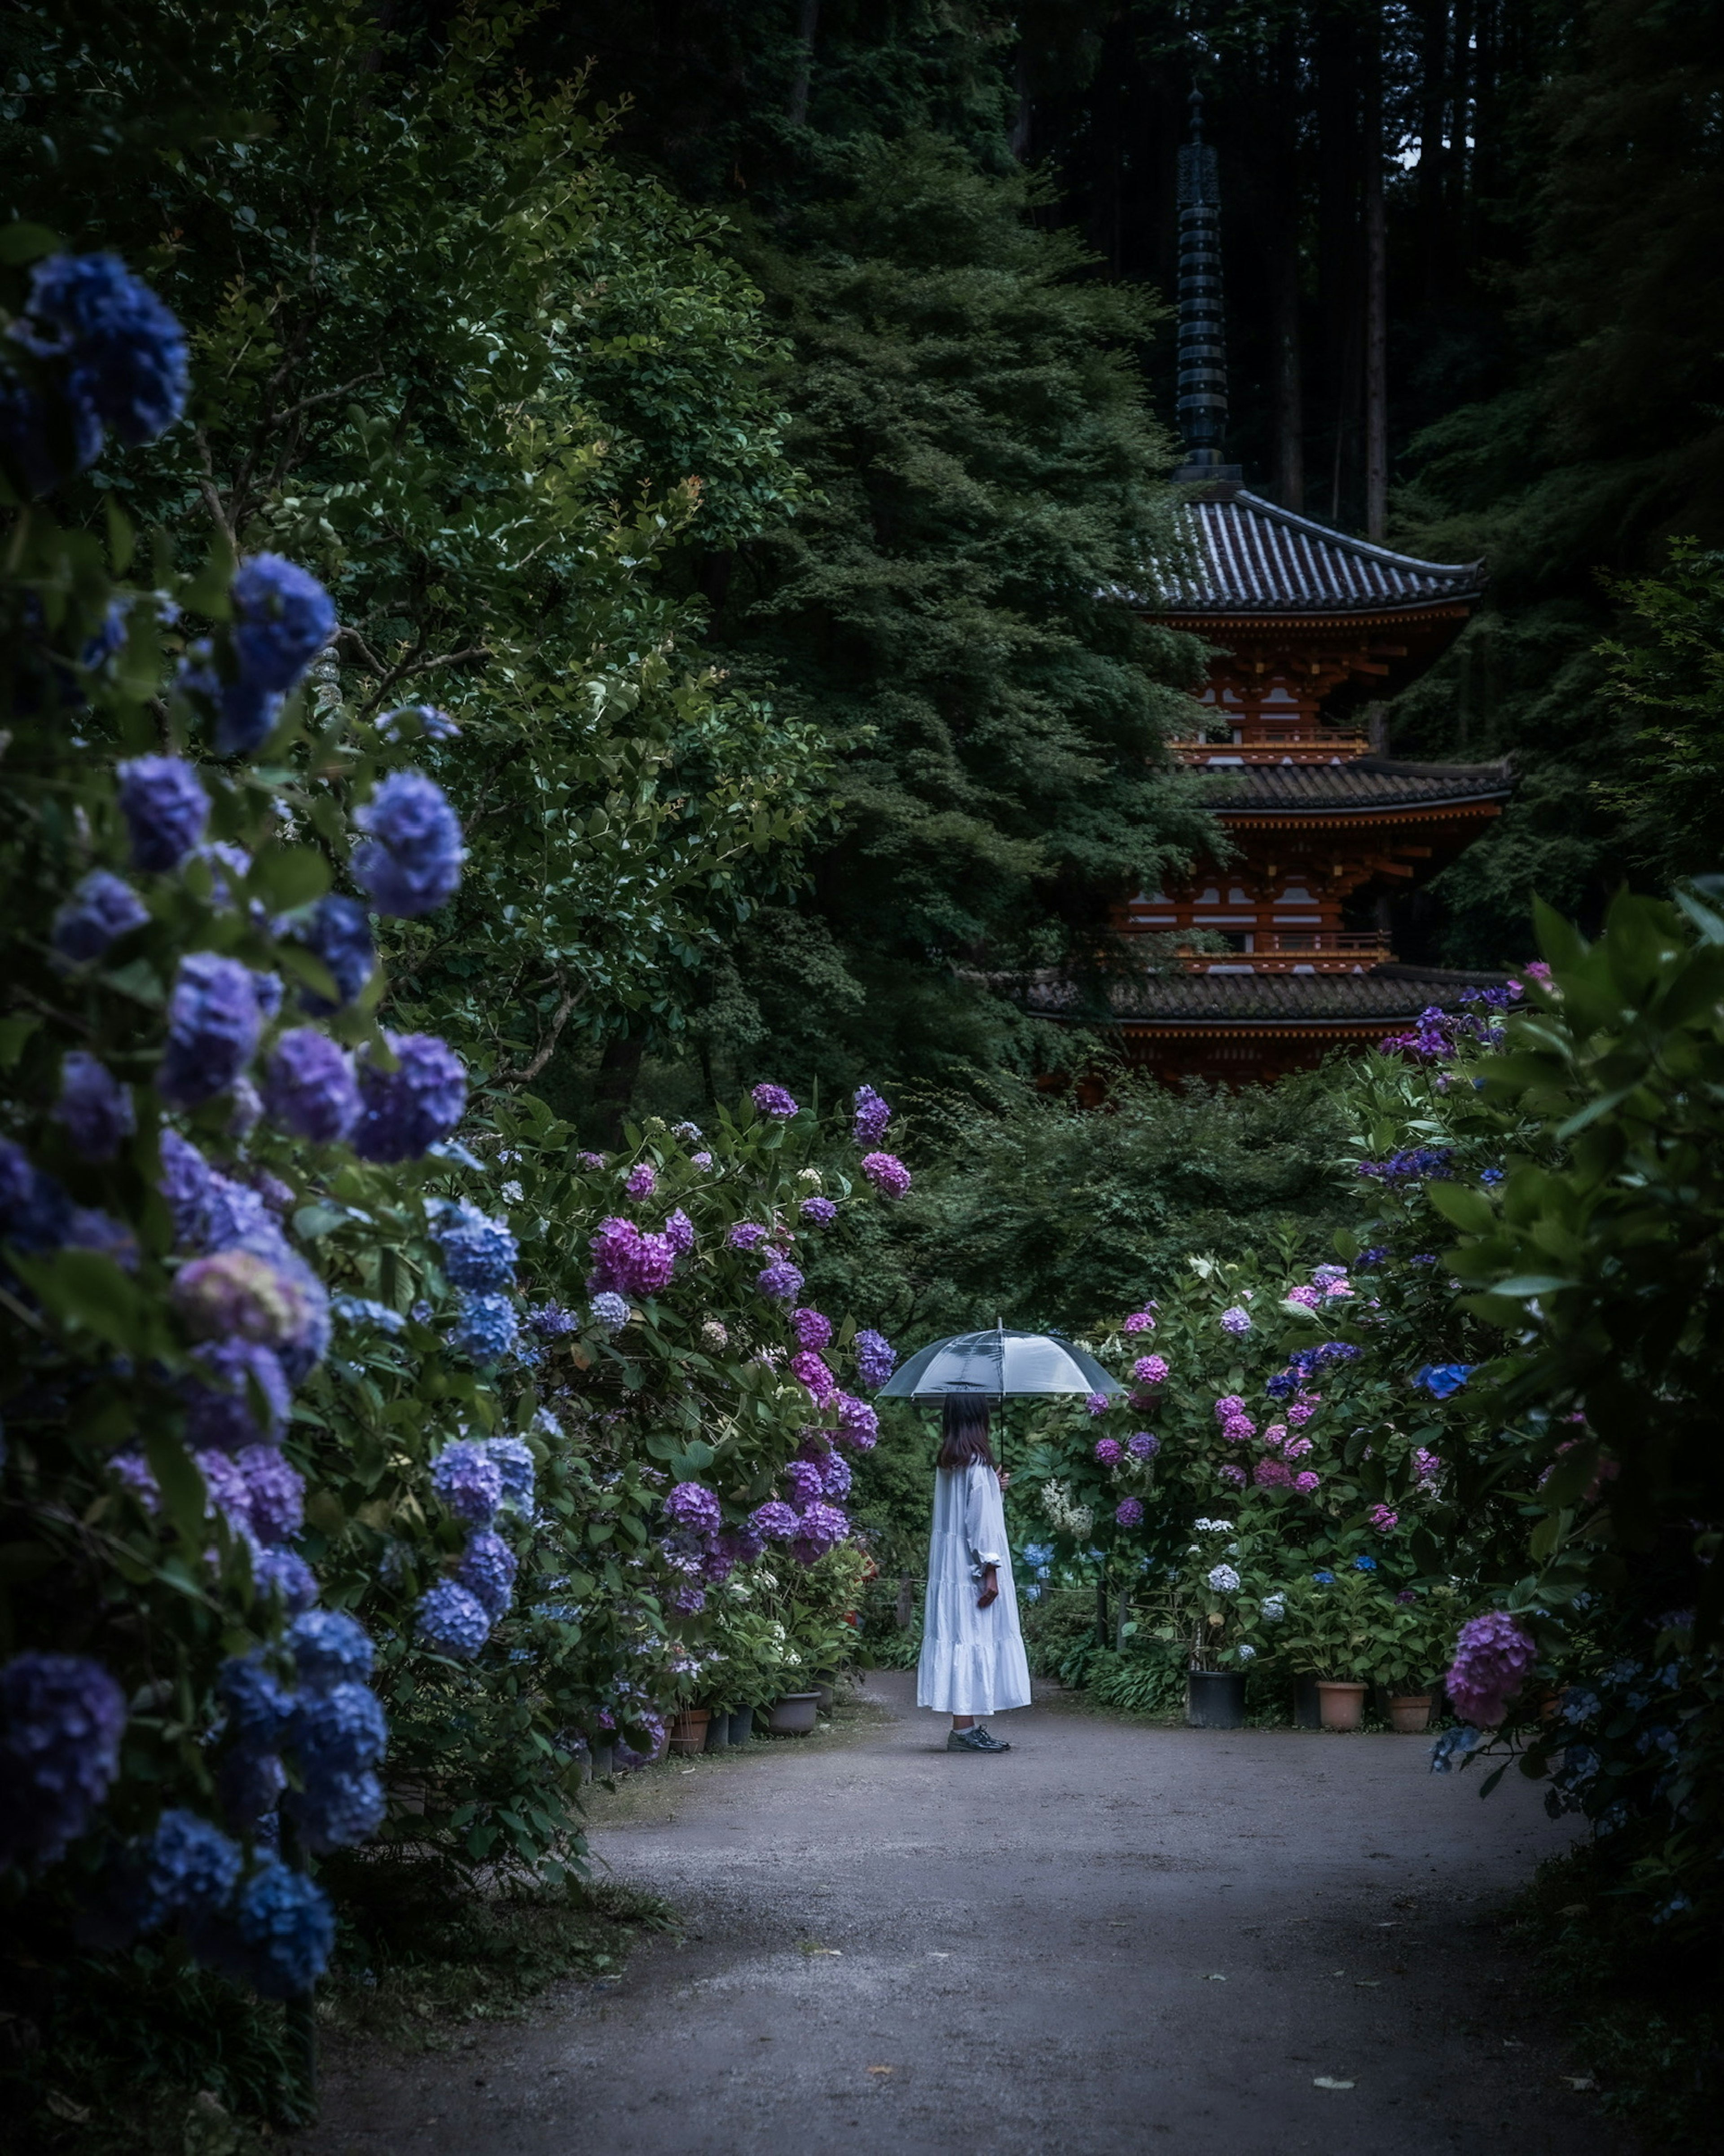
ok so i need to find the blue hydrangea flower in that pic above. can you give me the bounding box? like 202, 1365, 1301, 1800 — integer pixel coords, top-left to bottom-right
294, 893, 375, 1014
216, 1655, 295, 1749
449, 1289, 518, 1364
1353, 1554, 1378, 1572
201, 1856, 335, 1997
288, 1767, 384, 1855
431, 1199, 517, 1290
0, 371, 100, 494
529, 1302, 579, 1338
482, 1437, 535, 1515
0, 1651, 128, 1868
51, 1050, 135, 1163
252, 1548, 318, 1614
352, 771, 464, 917
431, 1440, 503, 1527
1312, 1569, 1336, 1584
352, 1032, 466, 1162
158, 951, 262, 1109
589, 1291, 629, 1331
261, 1028, 360, 1144
286, 1611, 374, 1692
230, 555, 335, 696
377, 703, 459, 741
116, 754, 208, 873
291, 1682, 387, 1775
141, 1808, 243, 1927
183, 1339, 290, 1450
1414, 1362, 1473, 1398
416, 1578, 492, 1659
13, 252, 189, 448
51, 869, 149, 966
456, 1530, 518, 1620
218, 1744, 286, 1835
176, 644, 282, 760
854, 1329, 896, 1387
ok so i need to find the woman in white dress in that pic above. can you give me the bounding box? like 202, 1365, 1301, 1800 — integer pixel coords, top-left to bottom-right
916, 1394, 1032, 1752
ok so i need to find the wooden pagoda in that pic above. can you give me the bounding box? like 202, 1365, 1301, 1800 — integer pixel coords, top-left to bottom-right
1057, 95, 1511, 1085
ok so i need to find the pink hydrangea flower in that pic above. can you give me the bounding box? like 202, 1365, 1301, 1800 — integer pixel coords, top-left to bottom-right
1288, 1400, 1317, 1426
1323, 1279, 1355, 1298
1412, 1447, 1443, 1487
1133, 1355, 1169, 1385
1253, 1458, 1293, 1487
625, 1161, 656, 1199
1263, 1423, 1288, 1449
1285, 1283, 1321, 1309
1368, 1504, 1399, 1532
1123, 1310, 1156, 1334
1293, 1470, 1320, 1494
1284, 1436, 1313, 1460
1213, 1394, 1247, 1422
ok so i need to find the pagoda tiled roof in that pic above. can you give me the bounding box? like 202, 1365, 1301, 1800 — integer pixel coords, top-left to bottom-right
1028, 963, 1510, 1027
1152, 485, 1485, 616
1193, 755, 1513, 814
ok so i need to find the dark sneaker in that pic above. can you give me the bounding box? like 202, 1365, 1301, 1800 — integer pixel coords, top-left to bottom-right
946, 1726, 1011, 1752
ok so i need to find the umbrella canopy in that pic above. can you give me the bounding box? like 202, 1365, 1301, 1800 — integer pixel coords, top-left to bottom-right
876, 1327, 1126, 1402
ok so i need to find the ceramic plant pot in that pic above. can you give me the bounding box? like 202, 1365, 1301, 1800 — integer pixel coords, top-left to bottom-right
729, 1707, 756, 1746
704, 1710, 729, 1752
668, 1708, 710, 1756
1389, 1693, 1432, 1734
765, 1692, 822, 1736
1186, 1670, 1248, 1729
1317, 1680, 1368, 1732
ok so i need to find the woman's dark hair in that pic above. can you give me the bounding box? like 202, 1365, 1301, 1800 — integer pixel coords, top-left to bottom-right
937, 1393, 995, 1470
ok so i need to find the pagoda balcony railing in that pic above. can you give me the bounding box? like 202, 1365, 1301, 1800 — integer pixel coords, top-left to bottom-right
1169, 728, 1372, 766
1167, 930, 1394, 974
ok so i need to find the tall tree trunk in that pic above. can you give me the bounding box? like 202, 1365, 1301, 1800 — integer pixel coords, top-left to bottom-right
1363, 14, 1388, 541
787, 0, 818, 125
592, 1033, 645, 1148
1270, 21, 1304, 510
1417, 0, 1450, 309
1316, 10, 1360, 523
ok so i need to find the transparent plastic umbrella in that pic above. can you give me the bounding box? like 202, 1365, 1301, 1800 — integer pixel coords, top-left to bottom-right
876, 1325, 1126, 1402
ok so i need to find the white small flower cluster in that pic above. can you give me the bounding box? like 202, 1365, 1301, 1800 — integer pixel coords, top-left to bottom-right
1192, 1517, 1235, 1534
1040, 1479, 1096, 1539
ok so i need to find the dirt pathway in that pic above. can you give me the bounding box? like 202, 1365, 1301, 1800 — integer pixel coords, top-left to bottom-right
302, 1673, 1627, 2156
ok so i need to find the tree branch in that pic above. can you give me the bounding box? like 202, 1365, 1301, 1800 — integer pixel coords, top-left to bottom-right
503, 980, 580, 1085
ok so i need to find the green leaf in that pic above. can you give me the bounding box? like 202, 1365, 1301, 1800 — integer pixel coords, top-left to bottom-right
249, 847, 331, 911
15, 1250, 146, 1354
0, 1016, 40, 1069
1491, 1275, 1577, 1297
144, 1431, 208, 1553
0, 222, 60, 265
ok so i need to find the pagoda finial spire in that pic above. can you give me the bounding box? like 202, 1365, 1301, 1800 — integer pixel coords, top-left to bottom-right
1175, 84, 1230, 479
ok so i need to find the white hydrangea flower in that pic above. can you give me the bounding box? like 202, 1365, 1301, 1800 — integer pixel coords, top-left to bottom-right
1207, 1563, 1241, 1593
1236, 1644, 1257, 1662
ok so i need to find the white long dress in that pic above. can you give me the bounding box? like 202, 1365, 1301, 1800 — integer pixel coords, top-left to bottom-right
915, 1463, 1033, 1717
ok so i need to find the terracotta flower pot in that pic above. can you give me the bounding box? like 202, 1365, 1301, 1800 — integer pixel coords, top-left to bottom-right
668, 1708, 710, 1756
765, 1691, 822, 1736
1317, 1680, 1368, 1732
1389, 1693, 1432, 1734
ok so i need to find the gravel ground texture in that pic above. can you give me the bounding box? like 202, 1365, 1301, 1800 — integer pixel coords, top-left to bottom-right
299, 1671, 1629, 2156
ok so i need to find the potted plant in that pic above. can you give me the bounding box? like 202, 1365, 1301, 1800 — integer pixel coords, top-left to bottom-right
1179, 1526, 1257, 1728
1368, 1582, 1463, 1732
1277, 1567, 1378, 1730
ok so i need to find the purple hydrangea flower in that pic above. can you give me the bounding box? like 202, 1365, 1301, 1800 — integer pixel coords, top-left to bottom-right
587, 1216, 676, 1298
756, 1257, 803, 1303
287, 1612, 374, 1691
670, 1583, 706, 1615
783, 1459, 825, 1507
751, 1082, 799, 1119
352, 1032, 466, 1162
352, 771, 464, 917
158, 1129, 213, 1243
1218, 1464, 1247, 1488
1123, 1308, 1156, 1333
431, 1199, 517, 1291
234, 1446, 304, 1544
1446, 1611, 1538, 1728
861, 1151, 910, 1198
749, 1499, 800, 1542
294, 893, 375, 1014
789, 1499, 849, 1565
792, 1348, 836, 1402
183, 1339, 290, 1450
1133, 1355, 1169, 1385
455, 1530, 518, 1621
51, 1050, 134, 1162
1084, 1391, 1110, 1416
0, 1651, 127, 1868
117, 755, 209, 873
664, 1482, 722, 1536
0, 1138, 73, 1252
11, 253, 189, 452
52, 869, 149, 966
726, 1221, 768, 1251
625, 1162, 657, 1199
662, 1208, 695, 1254
173, 1248, 309, 1347
431, 1440, 503, 1526
530, 1302, 579, 1339
1127, 1431, 1160, 1459
852, 1085, 892, 1145
576, 1150, 607, 1169
792, 1308, 832, 1349
416, 1578, 492, 1660
158, 951, 261, 1109
854, 1330, 896, 1388
1094, 1437, 1122, 1465
261, 1029, 360, 1144
799, 1195, 836, 1225
834, 1392, 879, 1450
1219, 1305, 1252, 1336
819, 1451, 853, 1500
1115, 1498, 1144, 1527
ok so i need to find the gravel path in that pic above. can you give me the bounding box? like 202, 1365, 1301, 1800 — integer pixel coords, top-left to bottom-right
303, 1673, 1628, 2156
